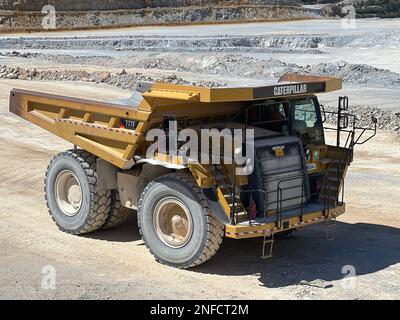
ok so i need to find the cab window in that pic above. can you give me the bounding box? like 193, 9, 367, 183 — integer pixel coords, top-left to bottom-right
246, 102, 289, 134
291, 98, 324, 144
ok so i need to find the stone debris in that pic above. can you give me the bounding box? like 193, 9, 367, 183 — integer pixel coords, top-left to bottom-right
0, 65, 224, 89
4, 51, 400, 89
323, 102, 400, 137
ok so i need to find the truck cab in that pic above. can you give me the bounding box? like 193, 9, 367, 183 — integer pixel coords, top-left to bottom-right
238, 95, 324, 144
235, 95, 327, 173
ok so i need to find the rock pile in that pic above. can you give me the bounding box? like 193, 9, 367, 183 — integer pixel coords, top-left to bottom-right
0, 65, 223, 89
6, 51, 400, 90
323, 103, 400, 137
295, 62, 400, 89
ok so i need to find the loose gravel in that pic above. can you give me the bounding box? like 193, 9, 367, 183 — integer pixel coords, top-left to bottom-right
0, 64, 224, 89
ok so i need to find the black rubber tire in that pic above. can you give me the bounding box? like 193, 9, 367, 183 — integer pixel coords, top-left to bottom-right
138, 172, 224, 269
44, 150, 111, 235
102, 190, 131, 230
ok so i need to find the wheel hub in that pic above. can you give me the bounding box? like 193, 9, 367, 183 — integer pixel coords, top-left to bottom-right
172, 215, 184, 228
67, 185, 82, 208
55, 170, 82, 216
153, 197, 193, 248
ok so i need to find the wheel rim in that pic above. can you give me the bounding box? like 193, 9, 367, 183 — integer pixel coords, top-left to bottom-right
55, 170, 82, 216
153, 197, 193, 248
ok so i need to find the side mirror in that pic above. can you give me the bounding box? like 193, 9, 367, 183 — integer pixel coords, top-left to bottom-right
371, 116, 378, 124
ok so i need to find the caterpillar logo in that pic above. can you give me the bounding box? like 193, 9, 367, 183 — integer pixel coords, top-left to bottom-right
274, 84, 308, 96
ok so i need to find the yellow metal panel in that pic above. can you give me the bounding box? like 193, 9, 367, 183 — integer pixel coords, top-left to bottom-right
207, 87, 254, 102
122, 144, 136, 161
188, 163, 214, 188
143, 89, 200, 101
153, 153, 185, 166
56, 118, 140, 144
58, 107, 68, 119
73, 135, 130, 169
82, 112, 94, 123
148, 101, 244, 121
216, 187, 232, 218
107, 117, 120, 128
151, 82, 210, 99
12, 89, 151, 121
147, 74, 342, 103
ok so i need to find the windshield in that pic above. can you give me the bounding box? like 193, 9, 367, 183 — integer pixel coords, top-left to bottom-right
290, 98, 324, 144
235, 101, 290, 135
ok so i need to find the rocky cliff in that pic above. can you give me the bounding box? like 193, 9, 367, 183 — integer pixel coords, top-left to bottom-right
0, 1, 325, 32
2, 0, 301, 11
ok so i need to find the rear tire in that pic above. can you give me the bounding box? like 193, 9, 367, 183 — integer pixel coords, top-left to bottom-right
44, 150, 111, 235
102, 190, 130, 229
138, 172, 224, 269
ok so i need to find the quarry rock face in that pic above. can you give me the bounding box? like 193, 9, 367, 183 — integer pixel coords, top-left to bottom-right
0, 1, 322, 31
1, 1, 301, 11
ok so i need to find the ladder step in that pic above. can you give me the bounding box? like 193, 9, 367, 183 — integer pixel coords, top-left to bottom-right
261, 235, 274, 259
224, 194, 240, 199
236, 211, 246, 215
228, 203, 245, 208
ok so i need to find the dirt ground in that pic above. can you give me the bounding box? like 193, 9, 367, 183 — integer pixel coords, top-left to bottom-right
0, 79, 399, 300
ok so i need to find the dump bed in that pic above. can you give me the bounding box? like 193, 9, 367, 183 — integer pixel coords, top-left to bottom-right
9, 74, 342, 170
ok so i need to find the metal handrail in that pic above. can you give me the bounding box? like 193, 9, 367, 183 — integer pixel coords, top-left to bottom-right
240, 172, 329, 229
276, 172, 329, 229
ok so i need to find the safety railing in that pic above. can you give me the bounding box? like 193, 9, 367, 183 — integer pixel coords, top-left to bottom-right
322, 96, 377, 206
239, 172, 330, 229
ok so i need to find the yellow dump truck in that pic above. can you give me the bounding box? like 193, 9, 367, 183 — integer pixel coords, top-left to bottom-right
9, 74, 376, 268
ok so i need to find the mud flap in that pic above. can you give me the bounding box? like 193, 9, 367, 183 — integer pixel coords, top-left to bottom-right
203, 187, 230, 225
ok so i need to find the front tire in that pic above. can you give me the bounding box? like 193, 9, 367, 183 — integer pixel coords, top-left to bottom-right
138, 172, 224, 269
44, 150, 111, 235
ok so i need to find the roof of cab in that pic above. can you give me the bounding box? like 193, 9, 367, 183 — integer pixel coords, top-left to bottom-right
143, 74, 342, 103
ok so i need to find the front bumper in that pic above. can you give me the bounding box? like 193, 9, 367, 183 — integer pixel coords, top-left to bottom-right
225, 203, 346, 239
